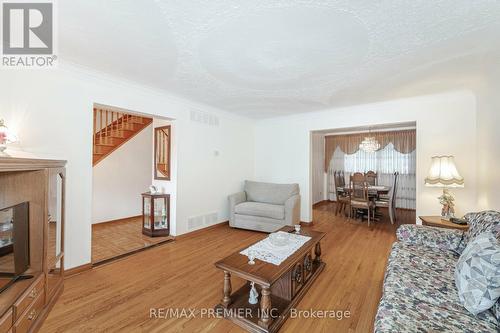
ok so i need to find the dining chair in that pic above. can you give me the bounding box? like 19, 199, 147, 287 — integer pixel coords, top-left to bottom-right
334, 171, 350, 216
352, 172, 364, 180
365, 171, 378, 186
375, 172, 399, 224
338, 170, 346, 187
349, 173, 375, 226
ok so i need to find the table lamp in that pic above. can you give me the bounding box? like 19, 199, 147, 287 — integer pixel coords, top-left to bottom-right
424, 156, 464, 219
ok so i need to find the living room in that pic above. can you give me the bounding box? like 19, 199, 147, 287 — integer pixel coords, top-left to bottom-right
0, 1, 499, 333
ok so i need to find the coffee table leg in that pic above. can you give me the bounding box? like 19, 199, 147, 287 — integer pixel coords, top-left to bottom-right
314, 242, 322, 263
221, 271, 231, 308
258, 286, 271, 328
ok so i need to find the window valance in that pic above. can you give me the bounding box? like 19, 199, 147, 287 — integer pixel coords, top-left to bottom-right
324, 129, 416, 171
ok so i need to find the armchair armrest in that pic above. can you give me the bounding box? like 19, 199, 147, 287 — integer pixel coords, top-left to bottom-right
284, 194, 301, 226
396, 224, 464, 252
228, 191, 246, 226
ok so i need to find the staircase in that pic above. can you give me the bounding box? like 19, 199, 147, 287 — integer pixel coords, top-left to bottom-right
93, 108, 153, 166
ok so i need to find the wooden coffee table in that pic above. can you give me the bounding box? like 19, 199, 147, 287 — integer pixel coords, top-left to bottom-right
214, 226, 326, 333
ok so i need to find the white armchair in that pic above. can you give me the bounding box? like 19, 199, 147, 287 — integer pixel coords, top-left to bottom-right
228, 180, 301, 233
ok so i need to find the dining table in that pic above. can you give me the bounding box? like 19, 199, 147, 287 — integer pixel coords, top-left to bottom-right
339, 185, 392, 221
340, 185, 391, 197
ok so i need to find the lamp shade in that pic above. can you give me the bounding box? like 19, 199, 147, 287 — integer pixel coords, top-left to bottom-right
424, 156, 464, 188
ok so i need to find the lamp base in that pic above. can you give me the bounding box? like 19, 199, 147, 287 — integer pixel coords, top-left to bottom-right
439, 188, 455, 221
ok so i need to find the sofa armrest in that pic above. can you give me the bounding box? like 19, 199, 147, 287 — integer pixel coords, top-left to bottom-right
284, 194, 301, 226
228, 191, 246, 226
396, 224, 464, 252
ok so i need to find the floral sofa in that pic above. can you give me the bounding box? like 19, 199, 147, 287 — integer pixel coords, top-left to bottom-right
375, 211, 500, 332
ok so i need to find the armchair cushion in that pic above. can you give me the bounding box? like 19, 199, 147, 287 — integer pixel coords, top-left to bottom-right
235, 202, 285, 220
397, 224, 464, 252
244, 180, 299, 205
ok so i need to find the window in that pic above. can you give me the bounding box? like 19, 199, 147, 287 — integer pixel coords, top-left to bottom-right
328, 143, 416, 209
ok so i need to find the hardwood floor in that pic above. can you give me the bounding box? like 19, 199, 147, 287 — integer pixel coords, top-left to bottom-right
92, 216, 173, 264
41, 203, 415, 333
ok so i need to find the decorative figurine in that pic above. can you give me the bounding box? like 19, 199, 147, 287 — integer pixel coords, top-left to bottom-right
438, 189, 455, 219
248, 282, 258, 305
247, 249, 256, 265
149, 185, 158, 194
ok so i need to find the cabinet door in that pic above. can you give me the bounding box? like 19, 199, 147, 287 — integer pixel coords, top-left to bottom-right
152, 197, 168, 231
47, 169, 65, 298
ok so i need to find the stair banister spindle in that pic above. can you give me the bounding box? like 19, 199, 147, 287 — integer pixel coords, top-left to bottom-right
159, 131, 162, 164
160, 132, 164, 164
164, 130, 168, 164
159, 132, 161, 163
93, 108, 96, 151
104, 110, 108, 143
100, 109, 103, 144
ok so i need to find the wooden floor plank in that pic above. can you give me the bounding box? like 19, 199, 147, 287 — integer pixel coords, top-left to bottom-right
92, 216, 173, 264
41, 204, 414, 333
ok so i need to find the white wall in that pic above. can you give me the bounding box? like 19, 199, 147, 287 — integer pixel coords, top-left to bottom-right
0, 64, 254, 269
92, 124, 152, 223
310, 132, 325, 204
254, 90, 478, 222
476, 72, 500, 210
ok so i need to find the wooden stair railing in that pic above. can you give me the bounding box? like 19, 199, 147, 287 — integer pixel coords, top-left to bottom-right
92, 108, 153, 166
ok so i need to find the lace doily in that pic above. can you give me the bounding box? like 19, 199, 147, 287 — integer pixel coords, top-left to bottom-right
240, 231, 312, 266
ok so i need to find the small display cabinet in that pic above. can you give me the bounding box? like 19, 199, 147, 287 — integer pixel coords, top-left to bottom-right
142, 192, 170, 237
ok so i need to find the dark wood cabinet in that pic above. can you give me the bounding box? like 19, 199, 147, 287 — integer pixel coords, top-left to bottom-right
142, 193, 170, 237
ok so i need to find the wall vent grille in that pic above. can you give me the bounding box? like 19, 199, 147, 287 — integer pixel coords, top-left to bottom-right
190, 109, 219, 127
187, 212, 218, 230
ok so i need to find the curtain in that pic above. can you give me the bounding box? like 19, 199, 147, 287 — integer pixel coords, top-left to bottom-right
327, 142, 416, 209
326, 147, 344, 201
324, 129, 416, 171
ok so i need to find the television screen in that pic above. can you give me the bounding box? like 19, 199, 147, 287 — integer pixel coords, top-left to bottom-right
0, 202, 30, 278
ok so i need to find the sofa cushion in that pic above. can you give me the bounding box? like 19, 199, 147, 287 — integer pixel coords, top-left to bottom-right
384, 243, 467, 315
379, 242, 498, 330
235, 202, 285, 220
244, 180, 299, 205
493, 299, 500, 321
375, 292, 498, 333
458, 210, 500, 253
397, 224, 463, 252
455, 232, 500, 315
386, 242, 458, 277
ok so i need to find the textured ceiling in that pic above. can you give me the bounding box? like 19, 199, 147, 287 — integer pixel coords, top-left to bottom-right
59, 1, 500, 118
